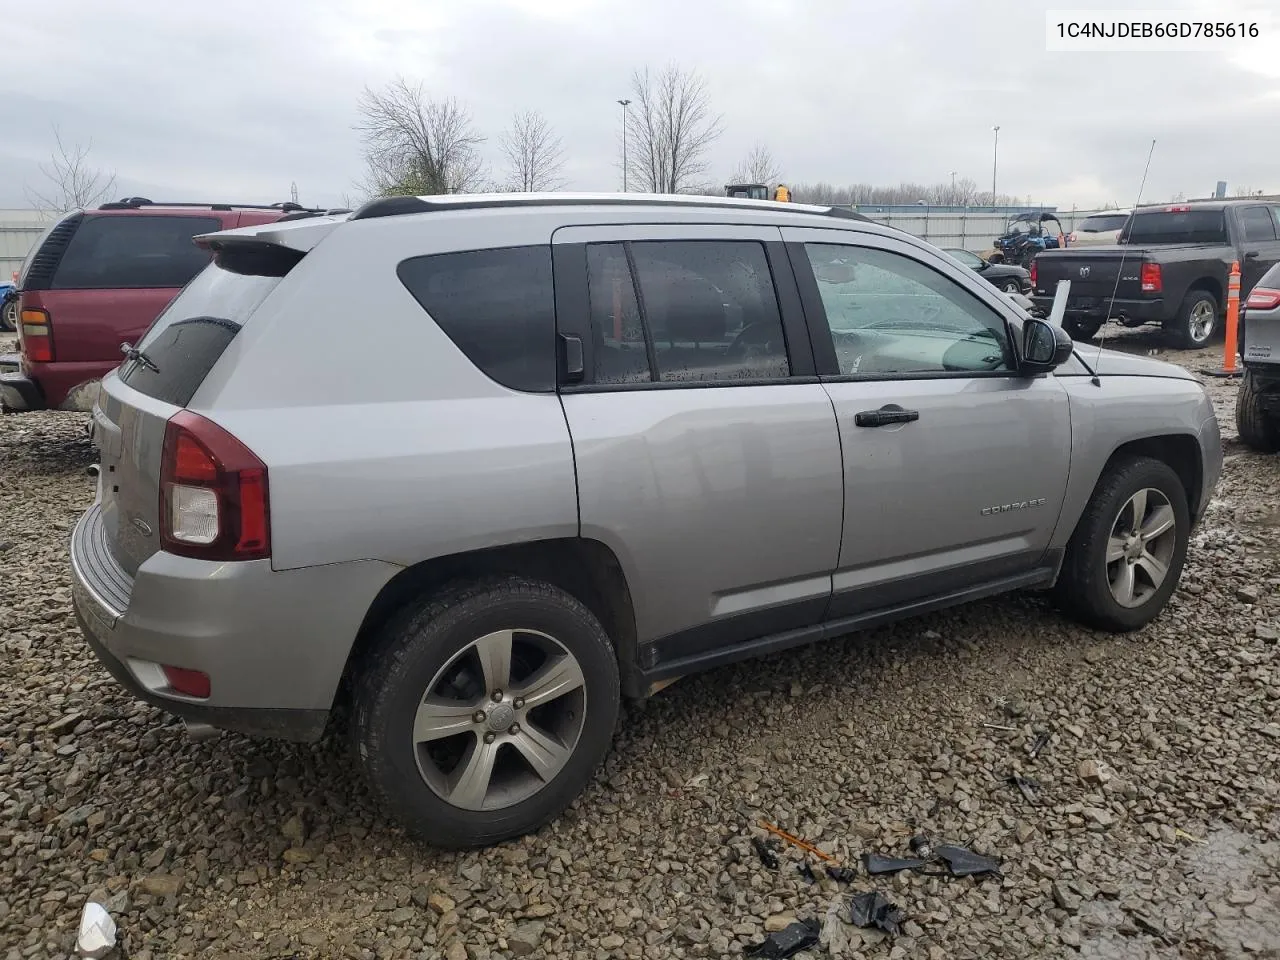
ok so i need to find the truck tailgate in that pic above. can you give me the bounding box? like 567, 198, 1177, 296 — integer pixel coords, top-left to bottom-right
1033, 247, 1146, 302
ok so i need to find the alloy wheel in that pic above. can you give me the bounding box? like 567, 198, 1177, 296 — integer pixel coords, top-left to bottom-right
1188, 300, 1215, 344
412, 628, 587, 811
1106, 487, 1178, 608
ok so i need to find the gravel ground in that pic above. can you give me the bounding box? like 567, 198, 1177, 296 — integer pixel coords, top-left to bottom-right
2, 326, 1279, 960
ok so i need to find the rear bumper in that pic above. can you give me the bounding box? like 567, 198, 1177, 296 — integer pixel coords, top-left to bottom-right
1031, 294, 1166, 323
69, 502, 399, 742
20, 359, 115, 411
0, 364, 44, 412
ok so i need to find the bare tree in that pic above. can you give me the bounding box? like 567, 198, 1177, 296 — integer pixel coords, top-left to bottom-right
25, 126, 117, 212
625, 65, 722, 193
730, 142, 780, 186
356, 78, 486, 196
499, 111, 566, 192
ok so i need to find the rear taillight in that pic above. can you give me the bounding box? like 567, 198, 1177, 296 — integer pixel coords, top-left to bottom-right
1029, 260, 1038, 286
1246, 287, 1280, 310
160, 410, 270, 561
1140, 262, 1162, 293
19, 308, 54, 362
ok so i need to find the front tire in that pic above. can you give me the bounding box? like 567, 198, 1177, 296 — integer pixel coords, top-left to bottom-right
1054, 457, 1190, 632
1237, 369, 1280, 453
352, 577, 620, 848
1166, 290, 1218, 349
0, 297, 16, 333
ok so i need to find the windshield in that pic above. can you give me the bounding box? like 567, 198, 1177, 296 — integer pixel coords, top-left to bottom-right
1121, 209, 1228, 245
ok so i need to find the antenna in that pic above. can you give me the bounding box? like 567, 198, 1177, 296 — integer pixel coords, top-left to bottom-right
1092, 139, 1157, 385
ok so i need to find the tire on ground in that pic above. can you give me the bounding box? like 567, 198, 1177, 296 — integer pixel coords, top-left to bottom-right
352, 576, 620, 848
1165, 289, 1218, 350
1054, 456, 1190, 633
1236, 369, 1280, 453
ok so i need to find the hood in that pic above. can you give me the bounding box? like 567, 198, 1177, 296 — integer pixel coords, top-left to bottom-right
1083, 347, 1197, 380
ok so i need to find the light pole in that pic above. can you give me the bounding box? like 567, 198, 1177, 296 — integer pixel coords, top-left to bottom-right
991, 125, 1000, 209
617, 99, 631, 192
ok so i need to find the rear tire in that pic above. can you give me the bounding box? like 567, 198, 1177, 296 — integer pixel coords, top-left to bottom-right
1054, 457, 1190, 632
1062, 317, 1103, 342
352, 577, 620, 848
1166, 290, 1218, 349
0, 297, 16, 333
1000, 279, 1022, 294
1236, 369, 1280, 453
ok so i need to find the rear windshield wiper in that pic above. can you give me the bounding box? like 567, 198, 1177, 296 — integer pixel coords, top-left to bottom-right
120, 342, 160, 374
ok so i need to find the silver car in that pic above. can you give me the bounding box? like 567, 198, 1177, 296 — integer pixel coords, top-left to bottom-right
70, 194, 1222, 847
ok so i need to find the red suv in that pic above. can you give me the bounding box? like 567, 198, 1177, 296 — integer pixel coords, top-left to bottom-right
0, 198, 332, 412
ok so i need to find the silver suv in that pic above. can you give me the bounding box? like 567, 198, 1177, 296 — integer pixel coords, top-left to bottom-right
71, 194, 1222, 847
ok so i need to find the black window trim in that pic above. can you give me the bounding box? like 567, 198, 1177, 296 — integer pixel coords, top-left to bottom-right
784, 239, 1030, 383
48, 213, 224, 291
553, 237, 817, 392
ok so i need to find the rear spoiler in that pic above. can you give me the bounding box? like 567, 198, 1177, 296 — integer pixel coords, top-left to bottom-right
193, 213, 349, 277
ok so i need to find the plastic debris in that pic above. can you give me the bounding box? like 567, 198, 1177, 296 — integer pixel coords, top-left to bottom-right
758, 820, 837, 863
745, 918, 820, 958
76, 902, 117, 959
848, 891, 905, 935
825, 865, 858, 884
934, 843, 1002, 878
1027, 730, 1052, 759
796, 861, 817, 884
1008, 773, 1041, 805
1174, 828, 1207, 845
864, 836, 1001, 879
752, 836, 780, 869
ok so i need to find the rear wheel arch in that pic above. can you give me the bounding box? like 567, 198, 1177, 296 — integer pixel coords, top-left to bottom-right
338, 537, 642, 709
1185, 276, 1223, 308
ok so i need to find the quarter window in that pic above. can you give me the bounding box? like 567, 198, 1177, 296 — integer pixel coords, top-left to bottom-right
398, 245, 556, 393
804, 243, 1013, 376
584, 240, 790, 385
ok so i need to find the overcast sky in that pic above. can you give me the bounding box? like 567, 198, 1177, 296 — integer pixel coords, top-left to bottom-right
3, 0, 1279, 211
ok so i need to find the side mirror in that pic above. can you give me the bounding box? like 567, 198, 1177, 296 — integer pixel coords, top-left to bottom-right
1021, 318, 1073, 374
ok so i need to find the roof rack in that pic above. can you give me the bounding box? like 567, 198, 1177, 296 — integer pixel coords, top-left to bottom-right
97, 197, 328, 213
348, 193, 873, 224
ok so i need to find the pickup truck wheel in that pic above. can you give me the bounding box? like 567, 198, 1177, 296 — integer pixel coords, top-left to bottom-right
1167, 290, 1218, 349
999, 279, 1022, 294
1062, 318, 1103, 342
1054, 456, 1189, 632
0, 297, 16, 333
1236, 369, 1280, 452
352, 577, 620, 848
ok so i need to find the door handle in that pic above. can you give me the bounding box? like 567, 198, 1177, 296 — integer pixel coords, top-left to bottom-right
854, 405, 920, 428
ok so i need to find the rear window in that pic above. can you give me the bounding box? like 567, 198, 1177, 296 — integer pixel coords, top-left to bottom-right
1121, 210, 1227, 245
52, 214, 220, 289
1079, 214, 1129, 232
396, 245, 555, 393
118, 263, 282, 406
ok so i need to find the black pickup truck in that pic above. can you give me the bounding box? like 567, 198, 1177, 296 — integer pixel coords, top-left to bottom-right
1030, 200, 1280, 348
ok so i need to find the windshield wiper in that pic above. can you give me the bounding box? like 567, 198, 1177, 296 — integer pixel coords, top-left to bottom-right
120, 342, 159, 373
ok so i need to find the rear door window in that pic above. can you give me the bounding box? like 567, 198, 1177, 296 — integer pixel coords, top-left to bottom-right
583, 240, 790, 385
119, 264, 284, 406
1241, 206, 1278, 242
52, 215, 220, 289
397, 246, 556, 393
